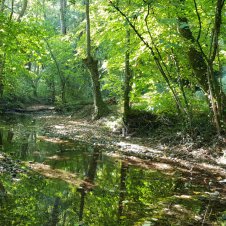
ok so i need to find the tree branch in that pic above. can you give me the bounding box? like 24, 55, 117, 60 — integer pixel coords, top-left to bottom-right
9, 0, 15, 21
144, 4, 171, 78
109, 0, 184, 112
210, 0, 225, 63
17, 0, 28, 22
193, 0, 202, 42
0, 0, 5, 13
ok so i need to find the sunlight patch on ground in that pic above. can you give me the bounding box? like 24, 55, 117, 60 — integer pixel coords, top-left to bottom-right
127, 156, 174, 171
54, 124, 66, 130
25, 105, 55, 111
174, 195, 192, 199
172, 204, 190, 214
103, 118, 122, 133
27, 162, 81, 186
160, 156, 226, 179
108, 153, 174, 172
216, 149, 226, 165
117, 141, 162, 154
0, 154, 5, 160
151, 162, 173, 171
38, 136, 70, 144
47, 155, 70, 160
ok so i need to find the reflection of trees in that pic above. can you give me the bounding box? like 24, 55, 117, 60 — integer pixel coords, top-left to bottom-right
0, 128, 14, 150
118, 161, 128, 223
49, 196, 61, 226
121, 168, 176, 225
20, 133, 30, 159
77, 146, 101, 222
0, 180, 6, 204
7, 129, 14, 143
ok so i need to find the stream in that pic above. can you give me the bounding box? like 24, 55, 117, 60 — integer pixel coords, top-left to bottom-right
0, 113, 226, 225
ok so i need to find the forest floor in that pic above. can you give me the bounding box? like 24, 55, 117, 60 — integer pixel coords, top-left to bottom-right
1, 104, 226, 181
35, 104, 226, 181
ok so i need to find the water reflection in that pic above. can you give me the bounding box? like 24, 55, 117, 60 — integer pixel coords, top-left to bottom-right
77, 146, 101, 223
0, 114, 226, 225
118, 162, 128, 224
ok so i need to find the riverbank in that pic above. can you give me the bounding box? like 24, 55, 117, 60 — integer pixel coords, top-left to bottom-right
1, 106, 226, 180
35, 110, 226, 178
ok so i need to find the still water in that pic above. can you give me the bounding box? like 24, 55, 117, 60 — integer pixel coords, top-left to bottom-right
0, 113, 226, 226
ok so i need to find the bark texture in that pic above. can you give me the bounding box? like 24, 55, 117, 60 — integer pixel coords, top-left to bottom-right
84, 0, 108, 119
83, 57, 108, 119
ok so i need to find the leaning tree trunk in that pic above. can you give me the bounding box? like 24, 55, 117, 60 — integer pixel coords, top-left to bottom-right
84, 0, 108, 119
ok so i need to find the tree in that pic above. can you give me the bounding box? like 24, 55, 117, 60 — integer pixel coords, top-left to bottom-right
123, 25, 132, 133
109, 0, 226, 132
178, 0, 226, 133
83, 0, 108, 119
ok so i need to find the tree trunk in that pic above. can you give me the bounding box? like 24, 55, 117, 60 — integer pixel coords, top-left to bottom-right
178, 15, 226, 129
0, 0, 5, 12
84, 0, 108, 119
83, 58, 108, 119
178, 17, 209, 92
110, 2, 185, 116
60, 0, 67, 35
0, 128, 3, 146
0, 0, 7, 100
123, 28, 132, 127
32, 84, 38, 98
0, 55, 5, 99
45, 39, 66, 103
61, 80, 66, 104
17, 0, 28, 22
50, 78, 56, 104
